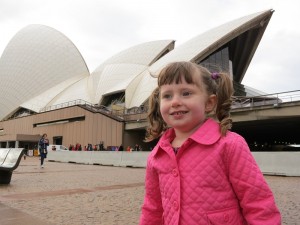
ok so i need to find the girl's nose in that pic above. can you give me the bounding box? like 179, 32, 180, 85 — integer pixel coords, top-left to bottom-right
171, 96, 181, 107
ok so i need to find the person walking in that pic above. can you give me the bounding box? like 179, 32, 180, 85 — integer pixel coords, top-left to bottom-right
38, 133, 49, 168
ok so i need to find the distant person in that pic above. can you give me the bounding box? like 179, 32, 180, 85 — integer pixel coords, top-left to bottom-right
38, 133, 49, 168
99, 141, 104, 150
134, 144, 140, 151
139, 62, 281, 224
118, 145, 124, 151
23, 149, 28, 160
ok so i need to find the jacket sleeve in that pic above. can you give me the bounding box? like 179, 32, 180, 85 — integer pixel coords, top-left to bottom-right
139, 155, 163, 225
226, 135, 281, 225
38, 139, 43, 148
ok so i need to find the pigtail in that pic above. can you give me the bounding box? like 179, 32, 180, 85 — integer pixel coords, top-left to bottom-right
214, 73, 233, 135
145, 87, 167, 142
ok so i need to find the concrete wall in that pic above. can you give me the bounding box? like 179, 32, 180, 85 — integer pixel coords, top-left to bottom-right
47, 151, 300, 176
252, 151, 300, 176
0, 106, 124, 149
47, 151, 149, 168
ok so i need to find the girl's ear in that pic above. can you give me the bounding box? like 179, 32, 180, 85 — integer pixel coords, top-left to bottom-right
205, 94, 217, 112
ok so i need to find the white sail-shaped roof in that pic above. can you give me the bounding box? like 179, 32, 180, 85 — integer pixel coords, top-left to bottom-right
21, 74, 88, 112
0, 9, 273, 120
126, 9, 273, 108
0, 24, 89, 120
99, 63, 148, 96
90, 40, 174, 103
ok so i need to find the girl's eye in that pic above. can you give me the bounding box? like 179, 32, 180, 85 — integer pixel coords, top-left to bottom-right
182, 91, 191, 96
162, 94, 172, 99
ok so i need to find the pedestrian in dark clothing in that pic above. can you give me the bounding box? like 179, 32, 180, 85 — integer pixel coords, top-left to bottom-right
39, 133, 49, 168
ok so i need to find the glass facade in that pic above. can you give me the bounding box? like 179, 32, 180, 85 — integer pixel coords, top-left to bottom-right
199, 46, 231, 77
198, 46, 265, 97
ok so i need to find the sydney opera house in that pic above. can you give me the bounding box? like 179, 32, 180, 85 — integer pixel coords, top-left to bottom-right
0, 9, 274, 151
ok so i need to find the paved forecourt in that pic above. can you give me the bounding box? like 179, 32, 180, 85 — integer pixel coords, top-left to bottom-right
0, 156, 299, 225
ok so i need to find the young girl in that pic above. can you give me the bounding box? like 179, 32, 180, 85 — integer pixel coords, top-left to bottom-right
139, 62, 281, 225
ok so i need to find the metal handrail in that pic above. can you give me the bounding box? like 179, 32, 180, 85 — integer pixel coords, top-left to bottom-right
39, 90, 300, 117
232, 90, 300, 109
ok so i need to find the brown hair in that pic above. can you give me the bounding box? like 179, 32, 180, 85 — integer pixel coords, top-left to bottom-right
145, 61, 233, 142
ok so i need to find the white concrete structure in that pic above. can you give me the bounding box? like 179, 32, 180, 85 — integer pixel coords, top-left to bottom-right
0, 25, 90, 120
127, 10, 274, 108
47, 151, 300, 176
90, 40, 175, 104
0, 9, 273, 120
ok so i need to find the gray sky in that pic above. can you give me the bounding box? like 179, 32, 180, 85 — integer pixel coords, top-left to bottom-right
0, 0, 299, 94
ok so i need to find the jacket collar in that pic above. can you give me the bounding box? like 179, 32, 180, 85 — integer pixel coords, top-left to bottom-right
152, 118, 221, 156
189, 118, 221, 145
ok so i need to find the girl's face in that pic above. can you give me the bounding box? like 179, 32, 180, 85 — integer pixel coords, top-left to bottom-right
159, 78, 216, 134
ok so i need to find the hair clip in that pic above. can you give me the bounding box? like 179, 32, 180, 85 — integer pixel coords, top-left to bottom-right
211, 72, 219, 80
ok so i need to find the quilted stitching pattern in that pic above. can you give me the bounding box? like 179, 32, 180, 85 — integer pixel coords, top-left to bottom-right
139, 119, 281, 225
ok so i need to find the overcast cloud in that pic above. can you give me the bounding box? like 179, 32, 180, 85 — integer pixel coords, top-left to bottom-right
0, 0, 299, 94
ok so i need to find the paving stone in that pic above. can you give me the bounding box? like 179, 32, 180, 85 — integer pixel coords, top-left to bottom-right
0, 157, 299, 225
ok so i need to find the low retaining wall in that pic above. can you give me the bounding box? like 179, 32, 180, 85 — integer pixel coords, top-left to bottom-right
252, 151, 300, 176
47, 151, 149, 168
47, 151, 300, 176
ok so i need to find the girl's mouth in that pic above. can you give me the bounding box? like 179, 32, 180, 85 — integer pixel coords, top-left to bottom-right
171, 111, 187, 115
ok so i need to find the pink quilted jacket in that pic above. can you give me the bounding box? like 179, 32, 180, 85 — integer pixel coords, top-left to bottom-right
139, 118, 281, 225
